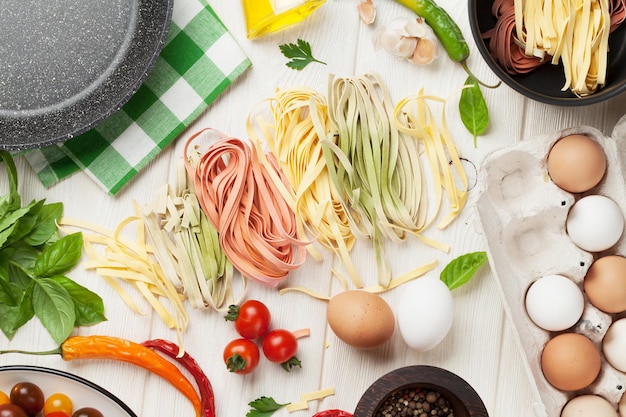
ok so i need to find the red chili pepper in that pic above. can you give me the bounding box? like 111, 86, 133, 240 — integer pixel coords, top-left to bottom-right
312, 410, 353, 417
142, 339, 216, 417
0, 336, 202, 417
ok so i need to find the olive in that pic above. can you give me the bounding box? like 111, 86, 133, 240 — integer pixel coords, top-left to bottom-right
0, 403, 28, 417
72, 407, 104, 417
9, 382, 44, 415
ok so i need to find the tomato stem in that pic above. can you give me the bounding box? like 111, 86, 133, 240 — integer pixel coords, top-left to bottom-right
280, 356, 302, 372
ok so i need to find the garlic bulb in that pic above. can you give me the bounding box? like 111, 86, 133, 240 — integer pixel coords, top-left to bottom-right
374, 17, 438, 65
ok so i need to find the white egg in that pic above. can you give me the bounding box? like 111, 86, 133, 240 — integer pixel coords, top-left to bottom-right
525, 274, 584, 331
566, 195, 624, 252
396, 276, 454, 352
602, 318, 626, 372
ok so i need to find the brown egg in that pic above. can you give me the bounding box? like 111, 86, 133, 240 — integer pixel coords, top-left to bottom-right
584, 255, 626, 313
541, 333, 601, 391
546, 134, 606, 193
327, 290, 395, 349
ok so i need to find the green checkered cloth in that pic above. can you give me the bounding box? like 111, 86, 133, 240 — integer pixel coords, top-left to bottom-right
24, 0, 251, 195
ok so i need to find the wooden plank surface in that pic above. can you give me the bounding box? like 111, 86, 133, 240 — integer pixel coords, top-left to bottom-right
3, 1, 626, 416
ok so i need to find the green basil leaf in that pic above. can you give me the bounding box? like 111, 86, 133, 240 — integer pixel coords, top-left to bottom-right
0, 304, 26, 340
5, 201, 44, 247
24, 202, 63, 246
0, 278, 19, 305
52, 276, 106, 326
0, 248, 11, 280
8, 259, 34, 289
33, 232, 83, 277
440, 251, 488, 290
0, 199, 37, 232
32, 278, 75, 344
7, 243, 38, 273
0, 283, 35, 339
0, 151, 21, 216
459, 76, 489, 148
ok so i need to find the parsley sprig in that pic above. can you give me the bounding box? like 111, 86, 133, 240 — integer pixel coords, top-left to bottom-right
246, 396, 289, 417
279, 39, 326, 70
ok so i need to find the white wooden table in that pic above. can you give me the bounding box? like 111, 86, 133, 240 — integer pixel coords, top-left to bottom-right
3, 1, 626, 416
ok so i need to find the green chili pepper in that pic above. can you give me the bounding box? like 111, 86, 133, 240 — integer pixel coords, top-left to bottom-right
394, 0, 499, 88
395, 0, 469, 62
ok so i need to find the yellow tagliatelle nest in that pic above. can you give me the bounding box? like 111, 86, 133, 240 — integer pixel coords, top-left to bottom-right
247, 88, 361, 287
514, 0, 611, 96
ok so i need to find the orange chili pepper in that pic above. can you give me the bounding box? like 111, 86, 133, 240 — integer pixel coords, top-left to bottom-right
0, 335, 202, 417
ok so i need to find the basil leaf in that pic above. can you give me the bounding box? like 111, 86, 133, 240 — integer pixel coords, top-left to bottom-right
0, 278, 19, 305
8, 258, 34, 289
0, 283, 35, 339
0, 304, 27, 339
1, 152, 95, 343
33, 232, 83, 277
440, 251, 488, 290
459, 76, 489, 148
0, 150, 21, 216
53, 276, 106, 326
0, 248, 10, 280
0, 206, 33, 248
8, 244, 38, 273
24, 202, 63, 246
32, 278, 76, 344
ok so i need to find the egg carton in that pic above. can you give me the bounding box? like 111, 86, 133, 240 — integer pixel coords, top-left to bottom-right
475, 114, 626, 417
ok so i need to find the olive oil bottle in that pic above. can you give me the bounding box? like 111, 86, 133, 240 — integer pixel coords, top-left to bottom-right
242, 0, 326, 39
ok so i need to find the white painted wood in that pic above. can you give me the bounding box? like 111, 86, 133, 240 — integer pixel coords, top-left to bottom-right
2, 1, 626, 417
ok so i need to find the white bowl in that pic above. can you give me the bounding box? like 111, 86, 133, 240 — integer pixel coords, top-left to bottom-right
0, 365, 137, 417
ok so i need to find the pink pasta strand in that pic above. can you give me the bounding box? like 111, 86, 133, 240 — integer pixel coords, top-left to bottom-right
184, 129, 308, 287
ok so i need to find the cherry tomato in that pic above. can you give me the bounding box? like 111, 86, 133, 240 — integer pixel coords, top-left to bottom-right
313, 411, 353, 417
0, 392, 8, 406
225, 300, 271, 339
10, 382, 44, 415
46, 412, 71, 417
71, 407, 104, 417
0, 403, 27, 417
262, 329, 298, 364
223, 338, 260, 374
43, 392, 73, 416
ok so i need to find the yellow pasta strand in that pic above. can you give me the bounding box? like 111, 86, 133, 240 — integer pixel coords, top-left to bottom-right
247, 88, 362, 287
513, 0, 611, 96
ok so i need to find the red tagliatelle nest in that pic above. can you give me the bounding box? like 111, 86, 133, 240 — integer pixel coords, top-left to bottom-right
184, 129, 308, 287
483, 0, 626, 75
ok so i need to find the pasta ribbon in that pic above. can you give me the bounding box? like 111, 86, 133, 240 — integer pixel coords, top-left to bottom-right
140, 158, 242, 311
183, 129, 309, 287
60, 215, 189, 350
247, 88, 362, 288
319, 73, 437, 287
512, 0, 613, 95
393, 90, 468, 230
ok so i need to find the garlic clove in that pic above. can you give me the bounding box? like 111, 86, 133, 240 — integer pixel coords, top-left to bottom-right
409, 38, 438, 65
374, 16, 439, 64
375, 29, 418, 59
357, 0, 376, 25
403, 17, 429, 38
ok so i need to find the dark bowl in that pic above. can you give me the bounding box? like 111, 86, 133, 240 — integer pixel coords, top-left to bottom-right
354, 365, 488, 417
468, 0, 626, 106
